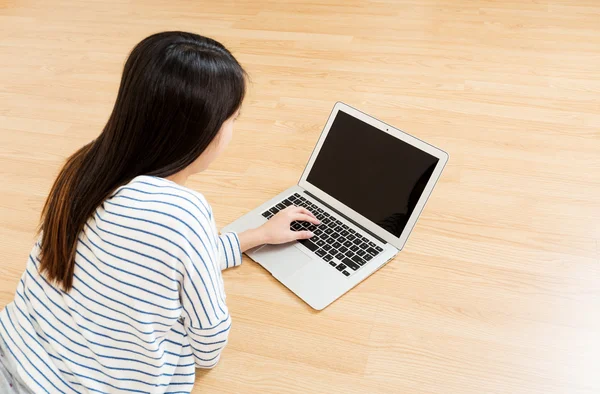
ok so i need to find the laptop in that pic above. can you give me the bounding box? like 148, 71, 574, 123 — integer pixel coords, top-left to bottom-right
222, 102, 448, 310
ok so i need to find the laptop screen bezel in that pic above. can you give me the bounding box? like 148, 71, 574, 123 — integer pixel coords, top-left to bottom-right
298, 102, 449, 251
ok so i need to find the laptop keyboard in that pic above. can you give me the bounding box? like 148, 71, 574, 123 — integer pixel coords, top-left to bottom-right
261, 193, 383, 277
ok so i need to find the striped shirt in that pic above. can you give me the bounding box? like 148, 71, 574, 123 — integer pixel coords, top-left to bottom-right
0, 175, 242, 393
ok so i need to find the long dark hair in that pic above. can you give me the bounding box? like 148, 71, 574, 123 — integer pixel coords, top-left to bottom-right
39, 31, 247, 291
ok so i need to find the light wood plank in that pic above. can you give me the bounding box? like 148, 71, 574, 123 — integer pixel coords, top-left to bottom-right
1, 0, 599, 393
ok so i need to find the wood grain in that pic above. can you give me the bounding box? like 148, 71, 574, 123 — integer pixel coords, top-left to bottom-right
1, 0, 599, 393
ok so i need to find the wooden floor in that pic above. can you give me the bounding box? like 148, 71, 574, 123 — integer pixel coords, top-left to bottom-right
1, 0, 599, 393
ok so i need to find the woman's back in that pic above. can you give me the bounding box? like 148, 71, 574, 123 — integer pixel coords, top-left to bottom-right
0, 175, 242, 393
0, 31, 313, 393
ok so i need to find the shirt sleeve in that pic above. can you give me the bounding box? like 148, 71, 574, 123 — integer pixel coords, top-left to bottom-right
184, 314, 232, 369
177, 210, 232, 368
208, 206, 243, 270
217, 232, 243, 270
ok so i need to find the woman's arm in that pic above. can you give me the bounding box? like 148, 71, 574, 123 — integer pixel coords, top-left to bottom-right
237, 227, 267, 252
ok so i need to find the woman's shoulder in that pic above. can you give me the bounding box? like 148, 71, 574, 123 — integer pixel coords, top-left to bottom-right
104, 175, 213, 229
131, 175, 209, 205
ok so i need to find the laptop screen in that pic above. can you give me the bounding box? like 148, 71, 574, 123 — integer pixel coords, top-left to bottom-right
306, 110, 439, 237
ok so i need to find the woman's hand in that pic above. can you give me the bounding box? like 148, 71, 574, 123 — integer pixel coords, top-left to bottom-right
259, 206, 320, 245
237, 206, 320, 252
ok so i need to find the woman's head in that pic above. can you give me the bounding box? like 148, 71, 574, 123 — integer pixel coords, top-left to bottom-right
107, 31, 246, 177
39, 31, 246, 291
186, 105, 241, 174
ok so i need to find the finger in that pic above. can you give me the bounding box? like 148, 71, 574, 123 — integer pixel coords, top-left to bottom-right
276, 206, 296, 217
291, 213, 320, 224
296, 207, 317, 219
294, 231, 314, 240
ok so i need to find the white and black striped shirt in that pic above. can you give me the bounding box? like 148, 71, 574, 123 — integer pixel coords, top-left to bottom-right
0, 175, 242, 393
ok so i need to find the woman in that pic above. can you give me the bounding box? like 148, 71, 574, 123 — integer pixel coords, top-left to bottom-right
0, 31, 319, 393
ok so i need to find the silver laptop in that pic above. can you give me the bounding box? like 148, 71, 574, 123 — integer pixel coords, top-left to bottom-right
223, 102, 448, 310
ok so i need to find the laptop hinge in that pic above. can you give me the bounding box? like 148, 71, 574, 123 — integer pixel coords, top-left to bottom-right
304, 191, 387, 244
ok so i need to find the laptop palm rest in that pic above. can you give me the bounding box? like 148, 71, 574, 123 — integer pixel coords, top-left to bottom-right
253, 243, 312, 278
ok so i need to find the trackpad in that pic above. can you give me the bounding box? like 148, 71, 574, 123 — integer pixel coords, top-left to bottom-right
254, 243, 312, 278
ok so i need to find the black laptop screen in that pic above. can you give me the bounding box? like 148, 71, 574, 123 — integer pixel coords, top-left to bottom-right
306, 110, 439, 237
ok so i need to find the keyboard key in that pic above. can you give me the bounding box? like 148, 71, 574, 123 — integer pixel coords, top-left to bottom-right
269, 207, 279, 214
331, 233, 340, 239
350, 245, 358, 252
361, 236, 369, 243
357, 250, 366, 257
325, 228, 333, 235
336, 264, 346, 272
342, 258, 359, 270
316, 249, 326, 257
335, 219, 343, 226
316, 240, 325, 247
334, 226, 343, 232
353, 238, 361, 245
314, 229, 323, 236
367, 247, 379, 256
324, 254, 333, 262
336, 252, 344, 260
342, 270, 350, 276
376, 246, 383, 252
339, 246, 348, 253
276, 203, 285, 210
293, 193, 301, 198
364, 254, 373, 261
341, 230, 349, 237
323, 244, 332, 251
347, 234, 356, 241
282, 199, 293, 207
332, 242, 342, 249
368, 241, 376, 247
307, 224, 317, 232
329, 261, 337, 267
352, 255, 366, 266
343, 240, 352, 248
298, 195, 306, 201
346, 251, 355, 258
323, 212, 330, 217
291, 223, 302, 231
262, 211, 270, 218
349, 229, 356, 234
299, 239, 319, 252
